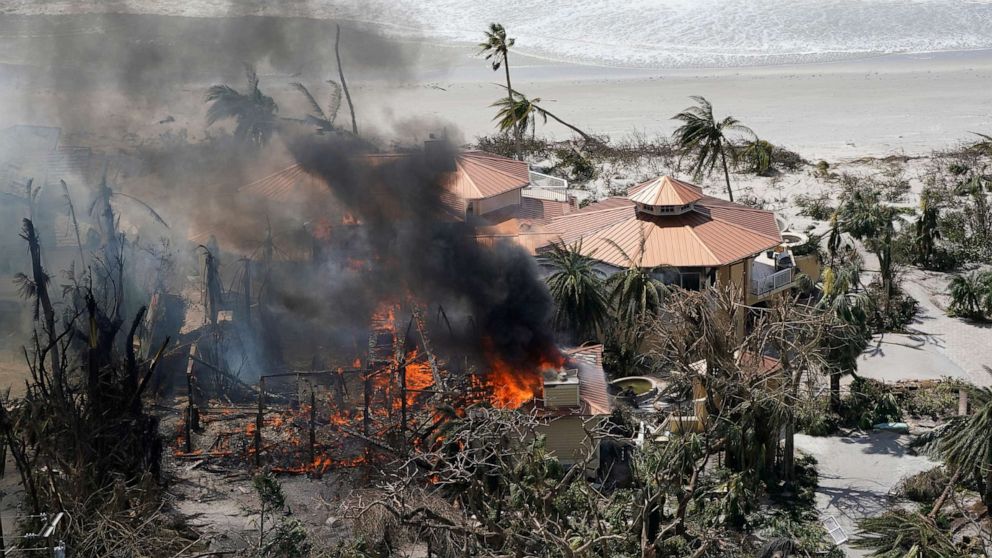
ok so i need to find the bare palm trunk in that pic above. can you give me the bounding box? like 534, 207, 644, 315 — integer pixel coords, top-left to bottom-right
61, 180, 86, 268
928, 467, 961, 520
539, 106, 594, 143
335, 24, 358, 135
719, 147, 735, 202
502, 57, 522, 160
23, 219, 63, 386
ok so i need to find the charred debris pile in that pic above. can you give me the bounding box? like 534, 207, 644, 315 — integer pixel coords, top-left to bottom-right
171, 137, 571, 476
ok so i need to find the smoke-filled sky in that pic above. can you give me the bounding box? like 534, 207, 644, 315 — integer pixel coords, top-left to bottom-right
0, 5, 558, 377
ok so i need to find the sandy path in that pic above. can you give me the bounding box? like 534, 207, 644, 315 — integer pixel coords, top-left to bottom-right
796, 432, 939, 557
897, 270, 992, 387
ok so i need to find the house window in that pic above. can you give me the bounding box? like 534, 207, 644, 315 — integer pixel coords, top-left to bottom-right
680, 272, 701, 291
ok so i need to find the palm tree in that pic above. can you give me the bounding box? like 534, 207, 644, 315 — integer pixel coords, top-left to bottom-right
334, 24, 358, 135
852, 509, 963, 557
821, 292, 872, 410
206, 64, 278, 147
291, 81, 342, 134
938, 387, 992, 508
603, 241, 668, 327
542, 240, 609, 343
736, 138, 773, 176
955, 171, 991, 245
915, 188, 941, 269
492, 95, 540, 142
672, 96, 756, 202
838, 189, 901, 314
479, 23, 520, 158
948, 272, 986, 320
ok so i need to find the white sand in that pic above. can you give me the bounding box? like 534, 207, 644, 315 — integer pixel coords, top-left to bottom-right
359, 47, 992, 161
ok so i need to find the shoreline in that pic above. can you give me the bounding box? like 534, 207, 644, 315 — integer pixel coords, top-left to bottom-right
0, 11, 988, 161
364, 41, 992, 161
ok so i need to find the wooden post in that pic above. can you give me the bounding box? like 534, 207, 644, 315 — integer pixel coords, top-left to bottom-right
959, 389, 969, 416
254, 378, 265, 468
400, 360, 408, 439
185, 372, 193, 453
308, 390, 316, 467
363, 370, 372, 438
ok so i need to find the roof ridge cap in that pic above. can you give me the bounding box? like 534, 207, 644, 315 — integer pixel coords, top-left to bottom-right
454, 158, 483, 199
677, 221, 719, 265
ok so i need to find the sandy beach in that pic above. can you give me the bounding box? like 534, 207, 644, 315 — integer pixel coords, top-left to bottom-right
359, 46, 992, 161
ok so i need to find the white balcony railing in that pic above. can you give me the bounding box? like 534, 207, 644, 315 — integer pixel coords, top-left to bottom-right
528, 170, 569, 191
750, 267, 794, 296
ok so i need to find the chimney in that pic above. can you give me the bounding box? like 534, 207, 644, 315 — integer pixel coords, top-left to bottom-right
425, 135, 456, 172
542, 367, 580, 408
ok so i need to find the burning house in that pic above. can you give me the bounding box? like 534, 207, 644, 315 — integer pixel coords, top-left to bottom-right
168, 137, 611, 478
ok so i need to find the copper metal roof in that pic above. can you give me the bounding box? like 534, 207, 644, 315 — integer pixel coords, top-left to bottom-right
565, 345, 611, 415
539, 177, 782, 268
628, 176, 704, 206
235, 150, 528, 205
444, 151, 529, 200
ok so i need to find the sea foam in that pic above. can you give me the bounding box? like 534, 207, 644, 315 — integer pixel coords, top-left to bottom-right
7, 0, 992, 68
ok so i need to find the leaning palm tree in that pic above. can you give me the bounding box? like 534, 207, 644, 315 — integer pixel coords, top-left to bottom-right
206, 64, 278, 147
542, 240, 608, 343
494, 90, 596, 143
479, 23, 520, 158
492, 95, 540, 142
291, 81, 343, 134
672, 96, 755, 202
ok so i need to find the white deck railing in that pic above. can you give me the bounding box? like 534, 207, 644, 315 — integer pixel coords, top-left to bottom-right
528, 170, 569, 190
750, 267, 794, 296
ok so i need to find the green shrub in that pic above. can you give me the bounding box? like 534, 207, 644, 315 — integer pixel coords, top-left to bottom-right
736, 194, 766, 209
475, 133, 551, 159
553, 146, 596, 182
899, 382, 960, 420
842, 377, 902, 430
771, 145, 806, 172
896, 467, 951, 506
794, 193, 835, 221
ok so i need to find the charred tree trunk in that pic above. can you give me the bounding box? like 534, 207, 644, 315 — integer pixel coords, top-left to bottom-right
20, 219, 63, 388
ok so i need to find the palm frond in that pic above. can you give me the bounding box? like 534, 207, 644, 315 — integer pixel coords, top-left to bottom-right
290, 82, 328, 122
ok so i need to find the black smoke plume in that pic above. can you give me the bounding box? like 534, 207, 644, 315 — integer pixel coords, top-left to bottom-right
286, 135, 560, 370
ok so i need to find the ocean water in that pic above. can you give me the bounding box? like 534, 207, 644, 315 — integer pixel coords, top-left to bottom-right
7, 0, 992, 68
